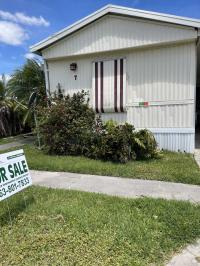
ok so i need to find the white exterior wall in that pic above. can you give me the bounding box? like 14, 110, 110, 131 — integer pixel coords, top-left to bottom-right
42, 15, 196, 59
127, 44, 195, 103
46, 42, 196, 153
47, 57, 92, 95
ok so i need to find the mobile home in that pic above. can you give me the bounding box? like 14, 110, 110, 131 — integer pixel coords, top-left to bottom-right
31, 5, 200, 153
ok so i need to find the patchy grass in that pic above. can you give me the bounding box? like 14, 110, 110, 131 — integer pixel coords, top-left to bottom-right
23, 145, 200, 185
0, 186, 200, 265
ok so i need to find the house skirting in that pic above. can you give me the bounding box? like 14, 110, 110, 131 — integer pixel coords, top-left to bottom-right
140, 128, 195, 153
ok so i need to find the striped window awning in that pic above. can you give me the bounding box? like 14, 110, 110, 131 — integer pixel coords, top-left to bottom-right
92, 58, 126, 113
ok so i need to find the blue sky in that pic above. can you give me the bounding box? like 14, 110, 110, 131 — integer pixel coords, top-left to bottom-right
0, 0, 200, 78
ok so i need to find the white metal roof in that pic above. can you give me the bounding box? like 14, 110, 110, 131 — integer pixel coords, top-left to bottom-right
30, 4, 200, 54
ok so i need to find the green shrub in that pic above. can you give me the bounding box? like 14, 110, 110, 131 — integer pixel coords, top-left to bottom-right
86, 120, 136, 163
87, 120, 158, 163
134, 129, 158, 159
38, 92, 159, 163
38, 91, 95, 155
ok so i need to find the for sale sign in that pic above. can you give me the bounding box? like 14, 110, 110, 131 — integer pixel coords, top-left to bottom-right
0, 149, 32, 201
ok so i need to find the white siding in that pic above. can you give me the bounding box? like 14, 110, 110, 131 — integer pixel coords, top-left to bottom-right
127, 103, 194, 128
127, 43, 196, 103
42, 15, 196, 59
126, 42, 196, 128
47, 42, 196, 128
48, 58, 92, 96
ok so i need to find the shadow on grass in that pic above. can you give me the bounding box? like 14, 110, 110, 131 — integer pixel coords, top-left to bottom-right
0, 192, 35, 227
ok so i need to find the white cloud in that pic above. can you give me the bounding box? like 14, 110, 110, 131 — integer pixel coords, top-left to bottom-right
0, 21, 29, 45
0, 10, 50, 27
24, 53, 36, 59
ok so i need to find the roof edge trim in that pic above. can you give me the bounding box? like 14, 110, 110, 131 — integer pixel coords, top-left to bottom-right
30, 4, 200, 53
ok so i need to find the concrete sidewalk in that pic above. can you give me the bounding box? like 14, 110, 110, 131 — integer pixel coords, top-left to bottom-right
166, 240, 200, 266
30, 170, 200, 203
0, 135, 35, 151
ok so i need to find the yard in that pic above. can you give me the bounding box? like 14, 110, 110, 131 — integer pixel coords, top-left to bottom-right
1, 186, 200, 265
1, 133, 200, 265
4, 144, 199, 185
1, 4, 200, 265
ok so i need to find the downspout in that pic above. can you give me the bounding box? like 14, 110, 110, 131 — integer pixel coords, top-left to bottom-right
197, 36, 200, 47
43, 59, 51, 98
195, 29, 200, 150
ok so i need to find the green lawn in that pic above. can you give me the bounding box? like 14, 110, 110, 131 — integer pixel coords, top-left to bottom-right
0, 186, 200, 265
1, 144, 200, 185
22, 145, 200, 185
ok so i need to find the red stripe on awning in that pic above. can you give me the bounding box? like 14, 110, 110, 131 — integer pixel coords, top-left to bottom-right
100, 61, 104, 113
95, 62, 99, 113
120, 59, 124, 112
114, 60, 118, 112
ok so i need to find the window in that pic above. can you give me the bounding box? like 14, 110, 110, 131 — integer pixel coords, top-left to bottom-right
92, 58, 126, 113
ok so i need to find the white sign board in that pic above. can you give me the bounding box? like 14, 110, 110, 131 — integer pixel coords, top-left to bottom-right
0, 149, 32, 201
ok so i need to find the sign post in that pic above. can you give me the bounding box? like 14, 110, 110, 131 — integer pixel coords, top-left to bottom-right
0, 149, 32, 202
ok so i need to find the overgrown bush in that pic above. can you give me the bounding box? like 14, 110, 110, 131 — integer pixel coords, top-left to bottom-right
134, 129, 158, 159
86, 120, 136, 163
86, 120, 158, 163
38, 91, 95, 155
38, 91, 159, 163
